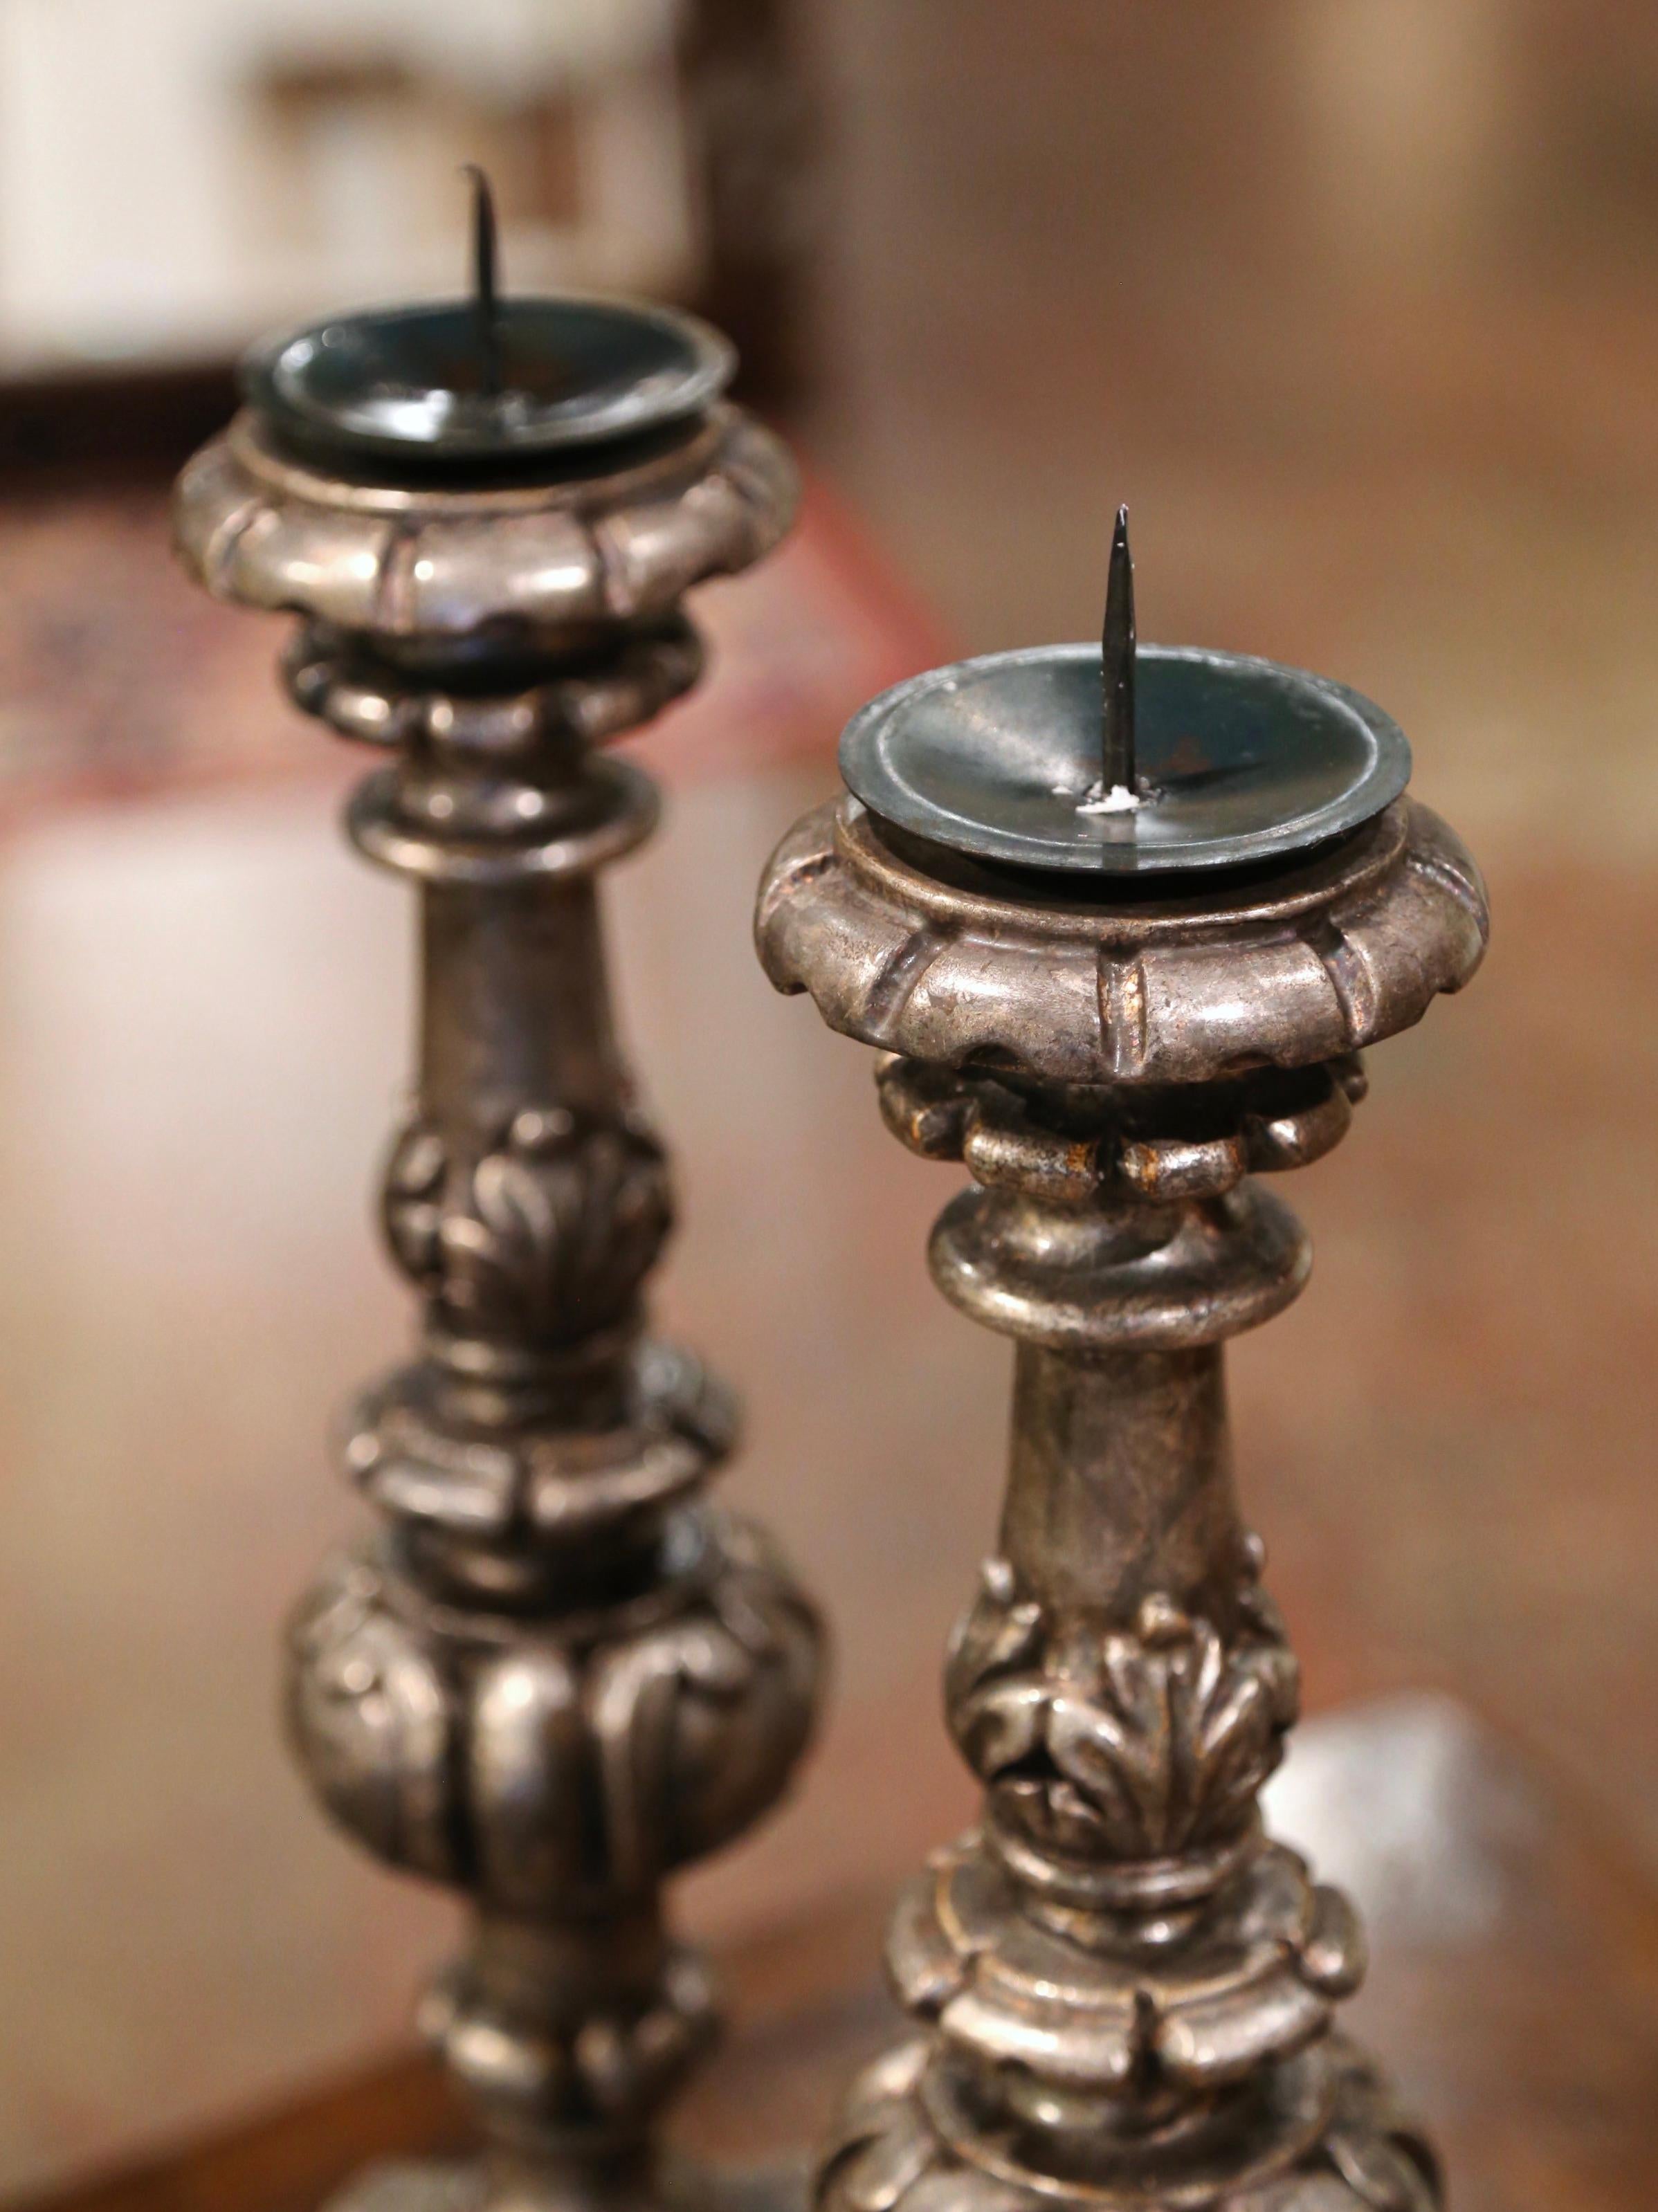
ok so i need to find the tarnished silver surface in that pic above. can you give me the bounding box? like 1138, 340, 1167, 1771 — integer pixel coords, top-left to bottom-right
172, 394, 821, 2212
756, 798, 1486, 1088
756, 766, 1487, 2210
174, 405, 796, 644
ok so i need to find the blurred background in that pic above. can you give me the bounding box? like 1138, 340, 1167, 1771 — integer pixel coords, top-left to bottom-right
0, 0, 1655, 2204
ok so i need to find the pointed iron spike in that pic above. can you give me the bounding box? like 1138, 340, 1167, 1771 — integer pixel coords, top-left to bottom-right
1101, 502, 1137, 794
463, 164, 504, 400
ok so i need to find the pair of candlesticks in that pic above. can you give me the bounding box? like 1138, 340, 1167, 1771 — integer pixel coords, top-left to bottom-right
172, 186, 1487, 2212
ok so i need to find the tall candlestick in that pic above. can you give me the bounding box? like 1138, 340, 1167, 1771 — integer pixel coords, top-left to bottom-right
174, 259, 821, 2212
756, 529, 1487, 2212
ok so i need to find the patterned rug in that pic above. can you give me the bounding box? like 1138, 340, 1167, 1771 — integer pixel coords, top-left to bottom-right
0, 467, 948, 823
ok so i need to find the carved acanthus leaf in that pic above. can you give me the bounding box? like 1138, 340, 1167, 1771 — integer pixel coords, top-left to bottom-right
947, 1564, 1300, 1861
382, 1104, 673, 1342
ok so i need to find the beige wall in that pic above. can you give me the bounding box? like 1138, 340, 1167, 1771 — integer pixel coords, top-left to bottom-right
0, 0, 693, 373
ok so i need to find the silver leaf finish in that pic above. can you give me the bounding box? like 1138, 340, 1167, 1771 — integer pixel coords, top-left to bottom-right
174, 386, 819, 2211
756, 767, 1486, 2209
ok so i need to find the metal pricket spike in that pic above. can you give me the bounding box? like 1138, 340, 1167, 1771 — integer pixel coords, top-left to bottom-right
464, 164, 504, 399
1101, 502, 1136, 795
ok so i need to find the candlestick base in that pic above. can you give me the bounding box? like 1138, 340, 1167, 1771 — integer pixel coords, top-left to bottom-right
822, 2033, 1437, 2212
325, 2157, 803, 2212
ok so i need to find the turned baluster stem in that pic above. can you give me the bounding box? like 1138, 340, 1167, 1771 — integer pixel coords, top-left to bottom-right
756, 786, 1487, 2212
420, 884, 629, 1139
1003, 1340, 1246, 1625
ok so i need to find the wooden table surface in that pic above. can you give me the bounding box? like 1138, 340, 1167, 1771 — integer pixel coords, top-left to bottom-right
19, 1701, 1657, 2212
5, 10, 1658, 2200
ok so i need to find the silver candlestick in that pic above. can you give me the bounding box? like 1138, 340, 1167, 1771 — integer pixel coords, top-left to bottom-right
756, 520, 1488, 2212
174, 281, 822, 2212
